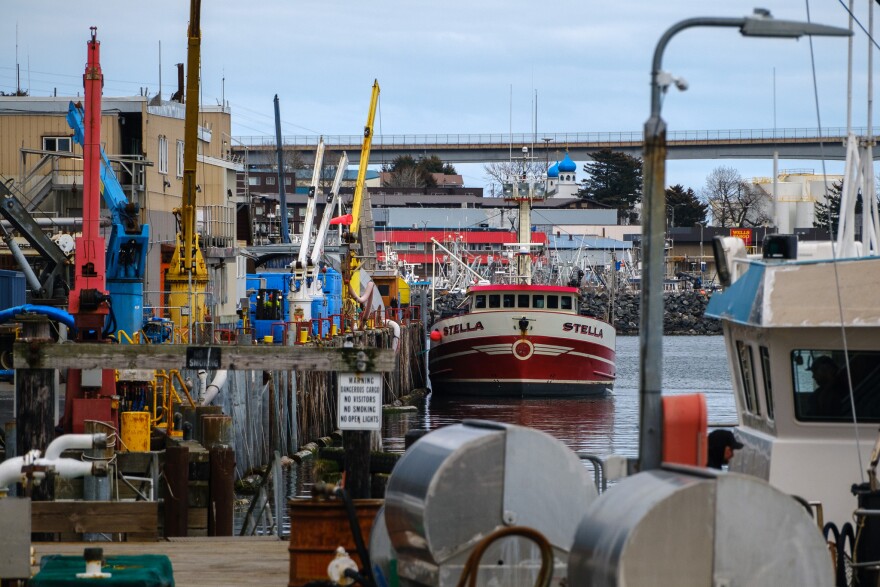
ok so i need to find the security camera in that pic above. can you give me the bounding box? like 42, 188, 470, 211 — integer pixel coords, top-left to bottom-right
674, 77, 689, 91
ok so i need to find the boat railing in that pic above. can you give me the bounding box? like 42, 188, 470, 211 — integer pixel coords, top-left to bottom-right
577, 452, 607, 494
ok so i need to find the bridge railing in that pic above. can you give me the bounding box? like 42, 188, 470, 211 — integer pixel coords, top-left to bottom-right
232, 127, 880, 148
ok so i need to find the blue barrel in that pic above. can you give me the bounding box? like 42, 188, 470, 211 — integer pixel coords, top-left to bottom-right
327, 294, 341, 330
322, 269, 341, 295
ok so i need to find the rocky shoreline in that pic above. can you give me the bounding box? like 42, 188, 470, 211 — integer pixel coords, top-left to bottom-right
430, 289, 722, 336
580, 290, 722, 336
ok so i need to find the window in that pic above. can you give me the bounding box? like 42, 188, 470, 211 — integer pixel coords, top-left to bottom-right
503, 294, 515, 308
792, 349, 880, 422
284, 177, 292, 185
43, 136, 72, 152
518, 294, 530, 308
488, 294, 500, 308
561, 296, 573, 311
547, 295, 559, 309
266, 176, 276, 186
474, 295, 486, 309
158, 135, 168, 174
532, 295, 545, 309
736, 341, 760, 416
176, 140, 184, 178
760, 346, 774, 420
255, 289, 282, 321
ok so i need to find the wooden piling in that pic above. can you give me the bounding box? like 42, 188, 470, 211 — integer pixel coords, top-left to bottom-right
16, 316, 56, 503
343, 431, 371, 499
208, 446, 235, 537
164, 445, 189, 537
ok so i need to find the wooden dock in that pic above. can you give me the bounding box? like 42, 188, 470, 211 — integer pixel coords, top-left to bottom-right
31, 537, 290, 586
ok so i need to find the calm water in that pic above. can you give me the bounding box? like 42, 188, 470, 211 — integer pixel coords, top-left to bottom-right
383, 335, 736, 460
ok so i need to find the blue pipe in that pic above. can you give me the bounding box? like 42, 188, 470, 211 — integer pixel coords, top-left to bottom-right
0, 304, 75, 329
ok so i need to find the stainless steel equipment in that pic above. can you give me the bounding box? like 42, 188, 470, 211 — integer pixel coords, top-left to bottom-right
374, 419, 597, 586
568, 466, 834, 586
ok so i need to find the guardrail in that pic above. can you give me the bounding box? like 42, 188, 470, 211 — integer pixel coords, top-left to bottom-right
232, 127, 880, 149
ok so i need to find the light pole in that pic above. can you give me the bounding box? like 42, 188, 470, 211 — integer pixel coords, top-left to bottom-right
541, 137, 553, 176
638, 11, 851, 472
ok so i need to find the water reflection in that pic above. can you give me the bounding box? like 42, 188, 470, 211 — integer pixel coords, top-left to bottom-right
384, 335, 736, 461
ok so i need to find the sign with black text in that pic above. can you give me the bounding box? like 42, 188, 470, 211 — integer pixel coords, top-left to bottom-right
337, 372, 382, 430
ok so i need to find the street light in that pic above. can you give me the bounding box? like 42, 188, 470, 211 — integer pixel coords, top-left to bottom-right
541, 137, 553, 177
638, 10, 851, 472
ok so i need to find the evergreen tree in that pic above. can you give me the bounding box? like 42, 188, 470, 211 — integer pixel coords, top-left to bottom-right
665, 184, 708, 227
813, 181, 843, 234
578, 148, 642, 224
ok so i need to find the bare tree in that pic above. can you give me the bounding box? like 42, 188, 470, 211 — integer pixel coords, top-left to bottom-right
702, 166, 771, 227
384, 166, 427, 188
483, 159, 546, 190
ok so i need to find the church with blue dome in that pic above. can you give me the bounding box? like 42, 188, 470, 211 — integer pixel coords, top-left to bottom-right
546, 151, 579, 198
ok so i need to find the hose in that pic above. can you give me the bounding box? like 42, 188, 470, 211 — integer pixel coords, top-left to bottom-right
333, 485, 376, 587
455, 526, 555, 587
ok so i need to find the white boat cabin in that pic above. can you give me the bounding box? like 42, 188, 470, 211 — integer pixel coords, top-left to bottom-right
706, 236, 880, 527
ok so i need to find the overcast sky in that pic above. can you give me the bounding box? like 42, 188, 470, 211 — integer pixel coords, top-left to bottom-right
2, 1, 875, 192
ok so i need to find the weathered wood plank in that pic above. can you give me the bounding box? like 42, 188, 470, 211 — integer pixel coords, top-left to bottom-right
31, 501, 158, 538
13, 342, 395, 372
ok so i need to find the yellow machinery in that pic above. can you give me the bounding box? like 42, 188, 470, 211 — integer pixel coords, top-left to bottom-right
166, 0, 209, 333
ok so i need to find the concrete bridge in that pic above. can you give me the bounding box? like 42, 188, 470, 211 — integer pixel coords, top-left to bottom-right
231, 127, 880, 167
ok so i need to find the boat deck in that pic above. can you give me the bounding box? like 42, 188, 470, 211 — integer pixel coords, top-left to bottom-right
31, 537, 290, 586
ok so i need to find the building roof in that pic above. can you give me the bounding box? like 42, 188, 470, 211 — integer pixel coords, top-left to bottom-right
558, 152, 577, 173
546, 234, 631, 250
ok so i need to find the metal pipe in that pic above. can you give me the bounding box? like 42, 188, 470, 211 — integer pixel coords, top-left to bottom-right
44, 432, 107, 460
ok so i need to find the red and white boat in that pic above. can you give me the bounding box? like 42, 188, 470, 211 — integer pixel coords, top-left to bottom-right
428, 172, 616, 397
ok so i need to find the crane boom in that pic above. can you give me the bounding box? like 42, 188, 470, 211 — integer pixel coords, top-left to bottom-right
166, 0, 208, 330
311, 152, 348, 266
349, 80, 379, 237
296, 138, 325, 267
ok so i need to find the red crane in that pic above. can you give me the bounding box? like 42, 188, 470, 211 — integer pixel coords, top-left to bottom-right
62, 27, 116, 433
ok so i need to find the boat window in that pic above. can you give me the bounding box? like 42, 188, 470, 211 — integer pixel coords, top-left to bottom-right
503, 294, 515, 308
474, 295, 486, 309
760, 346, 774, 420
256, 289, 283, 321
561, 296, 573, 310
489, 294, 501, 308
547, 295, 559, 309
736, 341, 761, 416
791, 350, 880, 422
518, 294, 530, 308
533, 295, 545, 309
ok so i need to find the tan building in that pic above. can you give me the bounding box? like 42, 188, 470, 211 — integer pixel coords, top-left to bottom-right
0, 95, 243, 324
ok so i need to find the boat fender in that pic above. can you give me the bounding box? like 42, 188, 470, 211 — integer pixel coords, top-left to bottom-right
387, 319, 401, 352
430, 330, 442, 342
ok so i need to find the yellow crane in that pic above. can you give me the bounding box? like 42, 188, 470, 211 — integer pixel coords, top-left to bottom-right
341, 81, 381, 327
166, 0, 208, 334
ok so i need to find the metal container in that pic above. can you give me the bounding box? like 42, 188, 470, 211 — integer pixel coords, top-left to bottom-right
568, 467, 834, 586
0, 270, 25, 310
377, 420, 597, 586
120, 411, 150, 452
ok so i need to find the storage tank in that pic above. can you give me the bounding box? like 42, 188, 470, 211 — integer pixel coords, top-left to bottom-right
567, 466, 833, 586
372, 420, 597, 586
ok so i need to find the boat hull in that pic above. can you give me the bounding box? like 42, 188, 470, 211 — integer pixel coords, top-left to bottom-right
429, 309, 615, 398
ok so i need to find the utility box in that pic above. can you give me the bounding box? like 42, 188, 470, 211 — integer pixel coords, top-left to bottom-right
0, 497, 31, 580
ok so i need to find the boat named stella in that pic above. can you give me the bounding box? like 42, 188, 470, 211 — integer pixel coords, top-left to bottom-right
428, 170, 616, 397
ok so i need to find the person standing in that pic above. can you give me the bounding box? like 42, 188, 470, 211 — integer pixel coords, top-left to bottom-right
707, 429, 743, 469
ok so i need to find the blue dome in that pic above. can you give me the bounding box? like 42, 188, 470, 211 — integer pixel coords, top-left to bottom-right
547, 162, 559, 178
558, 152, 577, 173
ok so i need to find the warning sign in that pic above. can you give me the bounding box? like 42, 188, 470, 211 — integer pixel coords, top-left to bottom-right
337, 372, 382, 430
